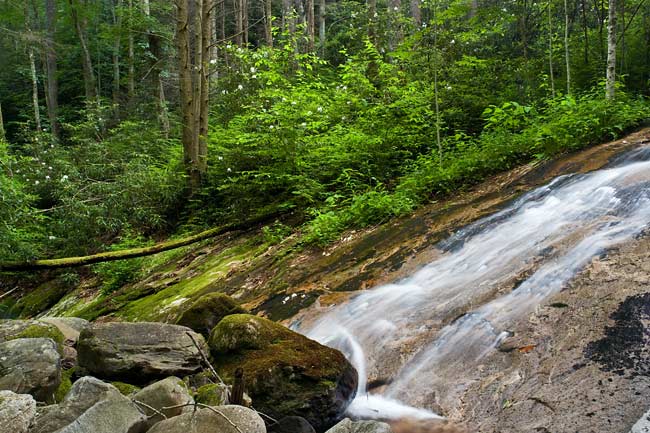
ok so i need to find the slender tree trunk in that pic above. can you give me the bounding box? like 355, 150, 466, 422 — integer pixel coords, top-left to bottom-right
411, 0, 421, 26
127, 0, 135, 100
234, 0, 243, 45
265, 0, 273, 46
581, 0, 589, 64
598, 0, 606, 61
606, 0, 617, 99
433, 0, 441, 164
564, 0, 571, 94
548, 0, 556, 97
45, 0, 60, 139
368, 0, 377, 44
29, 49, 41, 131
199, 0, 213, 175
142, 0, 149, 14
388, 0, 403, 51
69, 0, 97, 102
318, 0, 325, 55
0, 102, 6, 141
112, 0, 123, 108
144, 0, 169, 136
243, 0, 249, 45
306, 0, 315, 51
469, 0, 478, 18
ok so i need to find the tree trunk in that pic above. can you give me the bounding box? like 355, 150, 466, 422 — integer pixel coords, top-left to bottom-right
242, 0, 249, 45
112, 0, 123, 108
306, 0, 315, 51
564, 0, 571, 94
606, 0, 617, 99
581, 0, 589, 64
234, 0, 243, 45
318, 0, 325, 55
388, 0, 403, 51
44, 0, 60, 139
411, 0, 421, 27
548, 0, 556, 97
29, 48, 42, 131
265, 0, 273, 46
368, 0, 377, 44
127, 0, 135, 100
143, 0, 169, 136
199, 0, 213, 175
0, 102, 5, 141
69, 0, 97, 102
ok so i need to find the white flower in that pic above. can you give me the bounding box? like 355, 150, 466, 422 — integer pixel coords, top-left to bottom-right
48, 166, 52, 170
61, 175, 69, 181
450, 39, 455, 44
210, 59, 217, 65
48, 236, 56, 240
226, 44, 232, 49
342, 116, 346, 120
393, 6, 399, 10
218, 156, 224, 160
317, 106, 323, 112
34, 180, 39, 185
282, 97, 287, 102
222, 89, 228, 94
45, 175, 50, 180
237, 84, 244, 90
227, 168, 232, 172
301, 122, 307, 127
269, 125, 274, 129
342, 85, 347, 90
50, 144, 54, 148
347, 101, 352, 105
307, 111, 312, 115
446, 85, 452, 90
42, 162, 46, 166
250, 67, 257, 73
291, 101, 297, 105
251, 74, 257, 79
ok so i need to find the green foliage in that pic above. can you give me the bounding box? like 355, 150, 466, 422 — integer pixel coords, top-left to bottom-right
93, 233, 153, 294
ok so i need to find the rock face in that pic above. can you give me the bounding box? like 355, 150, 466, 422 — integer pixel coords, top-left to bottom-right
77, 322, 206, 383
39, 317, 89, 344
194, 383, 229, 406
0, 319, 64, 348
0, 390, 37, 433
147, 405, 266, 433
325, 419, 392, 433
0, 338, 61, 401
176, 292, 247, 336
30, 376, 147, 433
132, 376, 194, 430
209, 314, 358, 432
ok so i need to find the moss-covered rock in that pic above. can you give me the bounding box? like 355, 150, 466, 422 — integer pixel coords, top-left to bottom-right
110, 381, 141, 396
176, 292, 247, 337
54, 368, 76, 402
195, 383, 229, 406
208, 314, 357, 432
13, 280, 70, 318
0, 320, 65, 354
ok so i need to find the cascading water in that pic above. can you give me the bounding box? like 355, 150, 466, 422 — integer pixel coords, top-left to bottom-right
299, 145, 650, 421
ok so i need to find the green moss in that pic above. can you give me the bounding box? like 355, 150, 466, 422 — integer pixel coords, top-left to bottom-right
111, 381, 141, 396
195, 383, 228, 406
176, 293, 247, 336
54, 368, 76, 402
11, 323, 65, 354
14, 281, 70, 318
208, 314, 290, 354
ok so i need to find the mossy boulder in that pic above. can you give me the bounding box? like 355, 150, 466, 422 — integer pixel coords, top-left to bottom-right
176, 292, 247, 337
194, 383, 228, 406
0, 320, 65, 354
208, 314, 358, 432
110, 382, 141, 396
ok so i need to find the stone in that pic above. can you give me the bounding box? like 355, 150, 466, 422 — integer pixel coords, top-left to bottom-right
147, 405, 266, 433
39, 317, 89, 345
325, 418, 392, 433
0, 390, 36, 433
269, 416, 317, 433
209, 314, 358, 431
0, 320, 64, 350
30, 376, 147, 433
176, 293, 247, 337
194, 383, 229, 406
77, 322, 206, 383
631, 407, 650, 433
132, 376, 194, 429
0, 338, 61, 402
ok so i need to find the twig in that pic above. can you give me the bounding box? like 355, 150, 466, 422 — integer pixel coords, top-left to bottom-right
0, 287, 18, 300
132, 399, 169, 420
161, 402, 243, 433
185, 331, 230, 400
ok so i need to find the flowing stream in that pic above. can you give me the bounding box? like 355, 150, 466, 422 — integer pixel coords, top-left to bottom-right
298, 145, 650, 420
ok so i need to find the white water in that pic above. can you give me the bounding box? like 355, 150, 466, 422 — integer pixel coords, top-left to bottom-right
300, 146, 650, 420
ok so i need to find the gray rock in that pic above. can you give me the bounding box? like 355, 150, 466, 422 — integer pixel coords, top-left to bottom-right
269, 416, 316, 433
132, 376, 194, 429
0, 390, 36, 433
30, 376, 147, 433
194, 383, 229, 406
146, 406, 266, 433
77, 322, 206, 383
631, 407, 650, 433
326, 418, 392, 433
0, 320, 64, 346
39, 317, 89, 345
0, 338, 61, 402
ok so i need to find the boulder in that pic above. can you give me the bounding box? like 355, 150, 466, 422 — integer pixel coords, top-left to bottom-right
0, 338, 61, 401
39, 317, 89, 345
269, 416, 317, 433
132, 376, 194, 429
194, 383, 229, 406
0, 320, 64, 350
325, 419, 392, 433
147, 405, 266, 433
209, 314, 358, 432
77, 322, 206, 383
176, 293, 247, 337
0, 390, 36, 433
30, 376, 147, 433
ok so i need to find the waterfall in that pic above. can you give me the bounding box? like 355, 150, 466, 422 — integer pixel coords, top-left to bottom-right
299, 146, 650, 420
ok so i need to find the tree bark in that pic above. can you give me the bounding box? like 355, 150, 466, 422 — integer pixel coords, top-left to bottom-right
69, 0, 97, 102
112, 0, 123, 108
548, 0, 556, 97
606, 0, 617, 99
44, 0, 60, 139
265, 0, 273, 46
29, 48, 42, 131
564, 0, 571, 94
127, 0, 135, 100
318, 0, 325, 55
306, 0, 315, 51
411, 0, 421, 27
0, 102, 5, 141
368, 0, 377, 45
199, 0, 213, 175
234, 0, 243, 45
